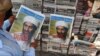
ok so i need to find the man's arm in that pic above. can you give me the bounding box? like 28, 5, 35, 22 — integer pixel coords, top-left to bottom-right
24, 47, 35, 56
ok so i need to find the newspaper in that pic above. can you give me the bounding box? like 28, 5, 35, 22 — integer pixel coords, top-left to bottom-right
49, 14, 74, 43
10, 5, 45, 51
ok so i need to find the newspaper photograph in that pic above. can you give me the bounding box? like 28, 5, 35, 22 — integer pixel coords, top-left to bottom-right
49, 14, 74, 43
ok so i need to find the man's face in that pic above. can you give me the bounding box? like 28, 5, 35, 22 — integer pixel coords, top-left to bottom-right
23, 22, 33, 34
56, 26, 67, 34
56, 26, 68, 39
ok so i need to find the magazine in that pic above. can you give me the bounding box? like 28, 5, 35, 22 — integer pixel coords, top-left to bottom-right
49, 14, 74, 44
10, 5, 45, 51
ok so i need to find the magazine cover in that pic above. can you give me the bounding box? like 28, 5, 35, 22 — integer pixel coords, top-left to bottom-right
91, 0, 100, 19
10, 5, 45, 51
49, 14, 74, 43
76, 0, 95, 16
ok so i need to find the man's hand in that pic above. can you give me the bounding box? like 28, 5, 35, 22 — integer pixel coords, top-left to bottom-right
30, 40, 38, 48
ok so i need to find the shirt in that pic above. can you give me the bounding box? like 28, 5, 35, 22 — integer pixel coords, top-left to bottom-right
12, 32, 30, 51
0, 29, 35, 56
2, 19, 11, 30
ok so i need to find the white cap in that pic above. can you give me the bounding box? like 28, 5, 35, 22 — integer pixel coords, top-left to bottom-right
23, 16, 39, 27
55, 21, 68, 28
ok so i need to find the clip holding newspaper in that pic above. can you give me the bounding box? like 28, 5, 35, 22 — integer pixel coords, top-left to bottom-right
49, 14, 74, 44
10, 5, 45, 51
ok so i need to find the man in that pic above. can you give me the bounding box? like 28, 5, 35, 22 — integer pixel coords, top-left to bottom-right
0, 0, 36, 56
13, 16, 39, 51
55, 21, 68, 40
50, 21, 69, 43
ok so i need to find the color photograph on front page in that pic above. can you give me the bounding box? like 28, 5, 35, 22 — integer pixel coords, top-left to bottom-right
49, 14, 74, 43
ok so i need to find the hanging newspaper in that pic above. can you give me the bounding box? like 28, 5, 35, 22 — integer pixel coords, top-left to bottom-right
49, 14, 74, 44
10, 5, 45, 51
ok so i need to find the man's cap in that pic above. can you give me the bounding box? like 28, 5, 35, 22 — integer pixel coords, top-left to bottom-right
23, 16, 39, 27
55, 21, 68, 28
